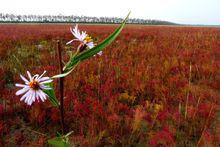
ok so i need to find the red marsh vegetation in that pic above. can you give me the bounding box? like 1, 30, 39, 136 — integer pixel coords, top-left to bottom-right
0, 24, 220, 146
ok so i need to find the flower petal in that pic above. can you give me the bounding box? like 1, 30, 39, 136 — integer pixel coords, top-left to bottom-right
87, 42, 95, 49
20, 89, 31, 101
40, 79, 53, 84
15, 83, 28, 88
20, 74, 29, 84
16, 87, 29, 95
38, 90, 47, 102
37, 71, 46, 80
25, 90, 34, 105
28, 91, 36, 105
66, 39, 74, 45
23, 90, 32, 103
38, 77, 50, 82
40, 84, 51, 90
36, 90, 40, 101
66, 39, 79, 45
27, 71, 32, 81
81, 32, 87, 41
97, 51, 103, 56
38, 92, 44, 102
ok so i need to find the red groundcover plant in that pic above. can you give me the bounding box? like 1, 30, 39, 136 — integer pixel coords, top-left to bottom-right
1, 14, 217, 146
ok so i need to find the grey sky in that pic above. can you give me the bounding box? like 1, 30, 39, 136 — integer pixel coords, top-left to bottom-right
0, 0, 219, 25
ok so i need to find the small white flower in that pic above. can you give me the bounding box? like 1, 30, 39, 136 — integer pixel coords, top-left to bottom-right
15, 71, 52, 105
67, 24, 102, 55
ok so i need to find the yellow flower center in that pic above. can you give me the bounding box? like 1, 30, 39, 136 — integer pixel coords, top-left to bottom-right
84, 35, 93, 43
29, 80, 40, 90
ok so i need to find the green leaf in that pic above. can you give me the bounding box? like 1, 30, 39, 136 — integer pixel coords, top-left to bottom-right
63, 12, 130, 73
43, 82, 59, 108
48, 137, 70, 147
48, 131, 73, 147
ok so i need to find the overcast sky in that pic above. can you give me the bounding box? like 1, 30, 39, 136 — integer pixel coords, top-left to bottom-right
0, 0, 219, 25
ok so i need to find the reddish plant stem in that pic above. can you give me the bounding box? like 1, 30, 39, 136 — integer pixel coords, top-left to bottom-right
197, 104, 214, 146
57, 40, 65, 134
185, 62, 192, 119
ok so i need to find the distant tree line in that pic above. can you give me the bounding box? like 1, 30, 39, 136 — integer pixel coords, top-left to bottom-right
0, 13, 177, 25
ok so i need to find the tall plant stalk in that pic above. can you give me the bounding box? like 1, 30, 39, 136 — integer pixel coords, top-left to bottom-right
185, 62, 192, 119
57, 40, 65, 134
197, 104, 214, 146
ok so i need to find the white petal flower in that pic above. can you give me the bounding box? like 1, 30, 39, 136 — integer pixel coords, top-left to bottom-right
15, 71, 52, 105
67, 24, 102, 56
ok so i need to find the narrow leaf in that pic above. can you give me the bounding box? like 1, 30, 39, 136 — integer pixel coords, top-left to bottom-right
43, 82, 59, 108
